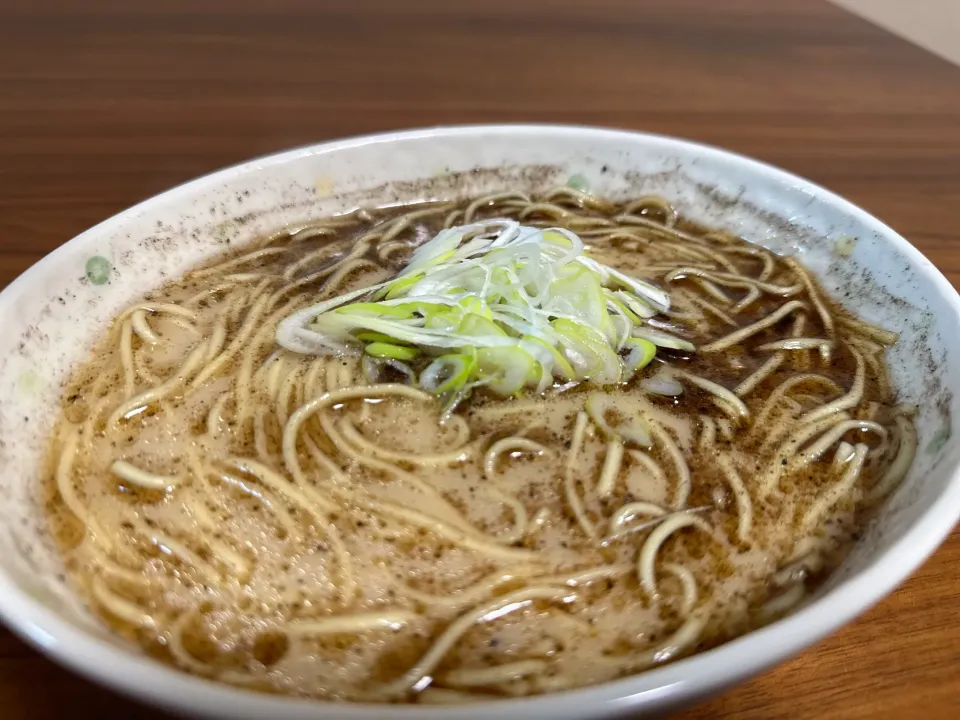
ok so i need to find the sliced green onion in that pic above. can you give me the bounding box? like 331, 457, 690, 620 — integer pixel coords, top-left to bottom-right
337, 302, 415, 319
614, 290, 658, 319
356, 331, 407, 344
364, 342, 420, 361
380, 272, 424, 300
553, 319, 621, 384
521, 335, 576, 381
458, 313, 507, 339
623, 337, 657, 377
640, 374, 684, 396
276, 219, 680, 398
605, 290, 641, 323
420, 353, 476, 395
632, 326, 696, 352
456, 296, 492, 319
477, 346, 538, 396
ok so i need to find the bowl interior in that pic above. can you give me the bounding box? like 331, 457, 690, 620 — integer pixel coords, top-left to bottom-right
0, 126, 957, 717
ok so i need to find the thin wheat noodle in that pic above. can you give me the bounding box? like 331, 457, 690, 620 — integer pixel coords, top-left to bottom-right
111, 460, 182, 491
595, 438, 625, 497
609, 503, 667, 533
662, 563, 698, 616
720, 244, 776, 281
191, 295, 269, 388
677, 288, 737, 326
647, 423, 691, 510
340, 419, 466, 465
700, 300, 808, 352
625, 450, 672, 509
358, 498, 538, 562
281, 384, 432, 485
486, 485, 529, 543
120, 319, 136, 399
117, 303, 197, 323
377, 204, 453, 243
287, 612, 417, 636
698, 416, 717, 454
56, 426, 111, 549
128, 516, 219, 582
865, 415, 917, 504
735, 354, 784, 398
535, 563, 634, 587
189, 247, 286, 279
797, 348, 864, 425
324, 415, 487, 536
749, 374, 842, 442
620, 196, 677, 225
483, 437, 551, 479
282, 241, 367, 281
756, 338, 833, 352
225, 456, 337, 514
463, 192, 530, 223
253, 408, 271, 461
797, 419, 886, 466
208, 467, 301, 542
378, 586, 576, 698
518, 202, 571, 221
545, 187, 618, 213
799, 444, 868, 534
303, 357, 326, 400
665, 267, 801, 298
784, 257, 834, 336
318, 259, 379, 299
404, 567, 540, 610
836, 315, 899, 345
604, 612, 708, 674
108, 341, 208, 426
441, 659, 548, 688
205, 315, 228, 363
182, 281, 236, 307
564, 412, 596, 539
715, 455, 752, 542
637, 514, 712, 602
443, 209, 465, 228
206, 392, 231, 437
130, 309, 158, 344
91, 578, 156, 628
757, 412, 853, 497
672, 369, 749, 419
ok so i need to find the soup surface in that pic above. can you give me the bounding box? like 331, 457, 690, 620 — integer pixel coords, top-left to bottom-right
45, 188, 915, 703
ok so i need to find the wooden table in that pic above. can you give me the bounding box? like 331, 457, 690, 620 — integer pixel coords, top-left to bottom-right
1, 0, 958, 717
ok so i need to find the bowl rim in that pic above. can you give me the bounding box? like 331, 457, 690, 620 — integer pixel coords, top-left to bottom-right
0, 123, 958, 719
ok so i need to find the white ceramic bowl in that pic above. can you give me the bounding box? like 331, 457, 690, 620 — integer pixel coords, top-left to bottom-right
0, 125, 957, 719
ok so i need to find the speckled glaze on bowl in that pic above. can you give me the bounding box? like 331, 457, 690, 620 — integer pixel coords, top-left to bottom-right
0, 125, 957, 720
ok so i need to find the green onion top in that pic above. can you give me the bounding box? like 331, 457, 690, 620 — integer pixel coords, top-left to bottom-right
276, 219, 691, 400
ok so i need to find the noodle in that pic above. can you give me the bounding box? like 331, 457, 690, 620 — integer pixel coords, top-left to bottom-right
378, 586, 576, 698
43, 188, 912, 703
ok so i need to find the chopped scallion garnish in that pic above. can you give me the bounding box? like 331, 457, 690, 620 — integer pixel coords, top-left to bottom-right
276, 220, 690, 398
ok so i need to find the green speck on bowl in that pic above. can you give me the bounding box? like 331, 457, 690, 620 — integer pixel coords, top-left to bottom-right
926, 422, 951, 455
566, 173, 589, 192
85, 256, 112, 285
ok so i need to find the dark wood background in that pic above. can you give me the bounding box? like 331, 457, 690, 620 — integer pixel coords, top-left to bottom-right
1, 0, 958, 717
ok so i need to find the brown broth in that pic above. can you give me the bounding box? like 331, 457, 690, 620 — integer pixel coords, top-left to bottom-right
42, 191, 911, 703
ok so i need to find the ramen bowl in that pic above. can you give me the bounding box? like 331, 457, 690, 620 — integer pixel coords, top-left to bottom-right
0, 125, 957, 719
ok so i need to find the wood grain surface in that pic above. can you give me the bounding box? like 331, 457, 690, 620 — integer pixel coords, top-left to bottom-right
1, 0, 958, 717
